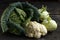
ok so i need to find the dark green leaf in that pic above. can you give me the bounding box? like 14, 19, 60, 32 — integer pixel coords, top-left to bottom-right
1, 6, 15, 32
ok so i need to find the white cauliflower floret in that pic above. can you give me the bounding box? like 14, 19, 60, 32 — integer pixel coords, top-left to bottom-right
34, 32, 41, 38
40, 24, 47, 36
25, 21, 47, 38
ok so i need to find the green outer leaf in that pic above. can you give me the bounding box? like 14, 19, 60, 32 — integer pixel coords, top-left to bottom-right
22, 2, 40, 22
9, 2, 40, 23
8, 10, 25, 35
1, 2, 24, 33
7, 19, 25, 35
10, 2, 23, 9
15, 8, 26, 22
23, 8, 34, 27
1, 6, 15, 32
9, 11, 21, 24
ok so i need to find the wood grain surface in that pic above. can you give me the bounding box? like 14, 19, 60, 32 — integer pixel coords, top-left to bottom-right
0, 1, 60, 40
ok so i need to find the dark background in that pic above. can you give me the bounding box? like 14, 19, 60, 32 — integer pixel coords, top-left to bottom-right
0, 0, 60, 40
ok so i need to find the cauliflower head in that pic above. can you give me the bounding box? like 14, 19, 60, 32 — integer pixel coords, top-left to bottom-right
25, 21, 47, 38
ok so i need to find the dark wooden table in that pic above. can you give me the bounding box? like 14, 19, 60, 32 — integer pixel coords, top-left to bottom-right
0, 1, 60, 40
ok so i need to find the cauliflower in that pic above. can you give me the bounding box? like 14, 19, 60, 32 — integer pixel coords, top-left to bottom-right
25, 21, 47, 38
42, 19, 57, 31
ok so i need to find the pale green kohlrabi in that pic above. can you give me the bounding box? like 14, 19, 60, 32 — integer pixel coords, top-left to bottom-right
38, 7, 49, 21
38, 6, 57, 31
42, 19, 57, 31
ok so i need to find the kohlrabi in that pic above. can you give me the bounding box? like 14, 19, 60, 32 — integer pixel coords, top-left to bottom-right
38, 6, 57, 31
42, 19, 57, 31
38, 6, 49, 21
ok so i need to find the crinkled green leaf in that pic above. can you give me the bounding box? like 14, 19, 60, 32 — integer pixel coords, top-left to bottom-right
1, 6, 15, 32
15, 8, 26, 22
1, 2, 40, 35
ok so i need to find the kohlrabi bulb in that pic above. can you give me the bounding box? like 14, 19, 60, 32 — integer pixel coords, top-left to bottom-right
42, 19, 57, 31
38, 9, 49, 20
